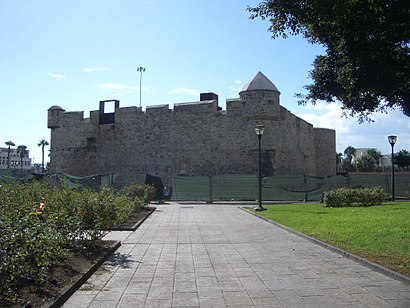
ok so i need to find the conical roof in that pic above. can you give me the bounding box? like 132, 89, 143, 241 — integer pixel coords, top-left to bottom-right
241, 71, 279, 92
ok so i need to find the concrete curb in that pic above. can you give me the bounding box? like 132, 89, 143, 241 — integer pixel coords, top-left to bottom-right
49, 240, 121, 308
240, 207, 410, 286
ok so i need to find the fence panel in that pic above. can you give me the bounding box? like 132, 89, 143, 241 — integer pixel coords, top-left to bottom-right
211, 175, 257, 201
262, 176, 306, 201
171, 176, 211, 201
306, 175, 348, 201
171, 173, 410, 201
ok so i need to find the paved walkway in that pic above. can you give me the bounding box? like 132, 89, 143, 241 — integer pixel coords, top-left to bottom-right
64, 202, 409, 307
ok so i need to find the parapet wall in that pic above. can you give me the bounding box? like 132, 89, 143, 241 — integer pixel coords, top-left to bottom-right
48, 83, 336, 187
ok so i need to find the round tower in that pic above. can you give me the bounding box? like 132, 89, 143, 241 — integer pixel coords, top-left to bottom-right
239, 71, 280, 120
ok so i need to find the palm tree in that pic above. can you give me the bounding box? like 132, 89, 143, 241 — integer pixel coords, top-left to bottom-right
344, 146, 356, 163
355, 154, 375, 172
5, 141, 15, 169
367, 148, 383, 168
17, 145, 27, 175
336, 152, 343, 172
38, 139, 49, 173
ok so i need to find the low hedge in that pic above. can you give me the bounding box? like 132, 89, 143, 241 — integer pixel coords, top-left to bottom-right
0, 180, 153, 304
324, 187, 388, 207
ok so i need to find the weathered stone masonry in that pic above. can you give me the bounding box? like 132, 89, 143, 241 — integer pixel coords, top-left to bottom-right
48, 72, 336, 187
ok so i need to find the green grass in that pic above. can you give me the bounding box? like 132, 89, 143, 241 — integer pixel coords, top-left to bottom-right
252, 202, 410, 277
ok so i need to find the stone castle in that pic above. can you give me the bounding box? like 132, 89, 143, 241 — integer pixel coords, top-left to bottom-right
48, 72, 336, 187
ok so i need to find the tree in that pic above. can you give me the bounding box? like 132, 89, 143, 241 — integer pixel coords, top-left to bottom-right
355, 154, 375, 172
248, 1, 410, 122
17, 145, 27, 175
341, 157, 355, 173
367, 148, 383, 167
395, 149, 410, 170
336, 152, 343, 172
38, 139, 49, 173
5, 140, 15, 169
343, 146, 356, 163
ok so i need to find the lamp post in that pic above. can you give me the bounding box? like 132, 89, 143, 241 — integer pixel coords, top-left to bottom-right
255, 124, 266, 211
388, 135, 397, 202
137, 66, 146, 108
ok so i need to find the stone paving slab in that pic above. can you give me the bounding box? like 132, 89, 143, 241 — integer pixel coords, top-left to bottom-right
64, 202, 410, 307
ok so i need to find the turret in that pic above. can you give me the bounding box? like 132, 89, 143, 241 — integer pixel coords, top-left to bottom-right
48, 105, 65, 129
239, 71, 280, 120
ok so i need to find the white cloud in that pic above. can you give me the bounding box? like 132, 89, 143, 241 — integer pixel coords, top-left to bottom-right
229, 86, 242, 93
47, 72, 65, 80
97, 83, 152, 93
97, 83, 128, 90
229, 79, 243, 94
169, 87, 199, 96
298, 102, 410, 154
83, 66, 110, 73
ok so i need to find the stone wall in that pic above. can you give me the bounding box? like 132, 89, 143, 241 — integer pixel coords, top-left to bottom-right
48, 73, 336, 187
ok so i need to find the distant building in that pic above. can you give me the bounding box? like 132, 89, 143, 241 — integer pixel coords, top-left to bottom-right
352, 147, 392, 169
48, 71, 336, 187
0, 147, 32, 170
352, 148, 371, 163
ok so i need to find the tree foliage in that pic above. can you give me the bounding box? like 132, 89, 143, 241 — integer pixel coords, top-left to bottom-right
367, 148, 383, 167
248, 0, 410, 122
355, 154, 375, 172
343, 146, 356, 163
395, 149, 410, 169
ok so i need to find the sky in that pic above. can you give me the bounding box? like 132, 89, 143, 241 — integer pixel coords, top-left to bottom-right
1, 0, 409, 165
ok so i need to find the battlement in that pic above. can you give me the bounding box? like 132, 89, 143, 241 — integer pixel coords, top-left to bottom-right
48, 72, 336, 185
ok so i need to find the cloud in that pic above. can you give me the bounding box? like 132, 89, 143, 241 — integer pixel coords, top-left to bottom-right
47, 72, 65, 80
228, 79, 243, 94
97, 83, 144, 91
298, 102, 410, 154
97, 83, 128, 90
169, 87, 199, 96
97, 83, 153, 93
229, 86, 242, 93
83, 66, 110, 73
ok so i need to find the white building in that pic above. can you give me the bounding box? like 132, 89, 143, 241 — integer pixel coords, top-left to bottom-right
0, 147, 32, 170
352, 147, 391, 169
352, 148, 372, 163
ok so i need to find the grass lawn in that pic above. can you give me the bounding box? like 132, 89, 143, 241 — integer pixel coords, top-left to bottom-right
251, 202, 410, 277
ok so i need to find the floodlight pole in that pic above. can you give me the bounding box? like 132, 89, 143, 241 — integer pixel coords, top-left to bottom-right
137, 66, 146, 108
388, 135, 397, 202
255, 124, 266, 211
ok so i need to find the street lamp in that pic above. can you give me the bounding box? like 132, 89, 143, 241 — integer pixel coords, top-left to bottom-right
388, 135, 397, 202
255, 124, 266, 211
137, 66, 146, 108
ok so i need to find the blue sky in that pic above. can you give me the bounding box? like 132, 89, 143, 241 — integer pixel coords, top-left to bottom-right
1, 0, 409, 165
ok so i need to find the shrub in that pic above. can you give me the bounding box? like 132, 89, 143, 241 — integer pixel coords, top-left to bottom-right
324, 187, 388, 207
0, 180, 154, 303
120, 184, 155, 208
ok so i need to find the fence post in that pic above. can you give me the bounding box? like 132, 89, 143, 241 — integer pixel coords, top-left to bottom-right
304, 174, 308, 202
208, 176, 213, 203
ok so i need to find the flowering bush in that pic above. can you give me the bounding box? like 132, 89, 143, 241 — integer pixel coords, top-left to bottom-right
0, 180, 153, 303
324, 187, 388, 207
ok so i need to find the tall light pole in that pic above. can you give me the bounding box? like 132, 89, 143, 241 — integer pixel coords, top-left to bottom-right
137, 66, 146, 108
255, 124, 266, 211
388, 135, 397, 202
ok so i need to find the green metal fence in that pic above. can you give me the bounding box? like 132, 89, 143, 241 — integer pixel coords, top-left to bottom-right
171, 173, 410, 201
